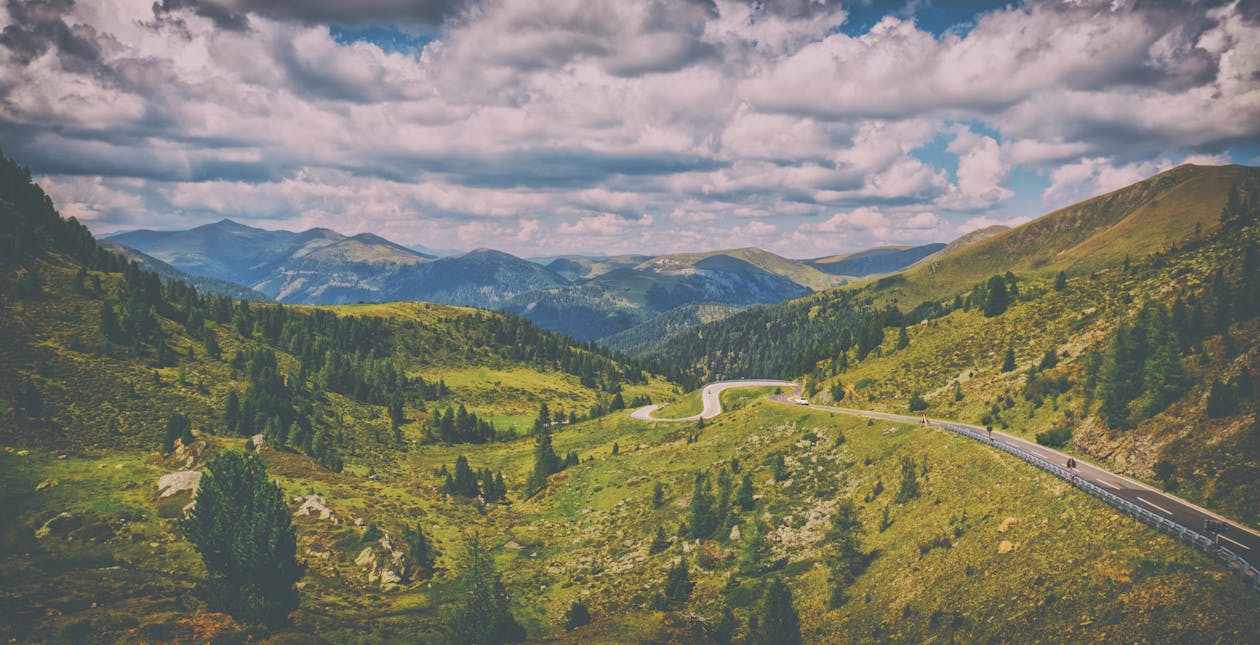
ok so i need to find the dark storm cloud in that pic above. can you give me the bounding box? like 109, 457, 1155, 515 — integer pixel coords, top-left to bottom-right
152, 0, 469, 30
1, 0, 107, 74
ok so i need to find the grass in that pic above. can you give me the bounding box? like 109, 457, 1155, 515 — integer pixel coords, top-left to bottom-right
719, 386, 779, 412
652, 389, 703, 418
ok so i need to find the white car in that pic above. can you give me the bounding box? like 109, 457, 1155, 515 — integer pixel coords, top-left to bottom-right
793, 397, 809, 405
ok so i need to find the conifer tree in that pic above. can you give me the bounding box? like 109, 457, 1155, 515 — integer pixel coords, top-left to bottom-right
403, 522, 437, 581
563, 601, 591, 632
1001, 347, 1016, 372
661, 557, 694, 606
824, 500, 866, 607
650, 525, 670, 554
736, 473, 756, 512
1054, 271, 1067, 291
755, 578, 801, 645
182, 449, 302, 625
983, 275, 1009, 317
652, 481, 666, 508
896, 326, 909, 349
894, 456, 920, 504
162, 411, 193, 453
738, 517, 772, 576
687, 473, 718, 539
446, 532, 526, 644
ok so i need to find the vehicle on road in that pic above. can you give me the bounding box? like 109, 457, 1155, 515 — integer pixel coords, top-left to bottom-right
793, 397, 809, 405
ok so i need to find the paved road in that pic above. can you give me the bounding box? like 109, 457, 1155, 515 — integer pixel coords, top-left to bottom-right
789, 400, 1260, 558
629, 380, 797, 421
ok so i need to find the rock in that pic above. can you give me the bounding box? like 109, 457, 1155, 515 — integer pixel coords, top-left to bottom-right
505, 540, 524, 550
729, 525, 742, 542
156, 471, 202, 498
250, 434, 266, 450
998, 517, 1017, 533
354, 517, 365, 527
998, 540, 1013, 554
16, 450, 29, 456
379, 569, 401, 585
295, 495, 335, 521
355, 547, 375, 567
35, 512, 80, 539
36, 479, 58, 492
3, 446, 11, 452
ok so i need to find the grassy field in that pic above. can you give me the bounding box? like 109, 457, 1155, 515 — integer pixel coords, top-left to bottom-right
652, 389, 703, 419
4, 394, 1257, 642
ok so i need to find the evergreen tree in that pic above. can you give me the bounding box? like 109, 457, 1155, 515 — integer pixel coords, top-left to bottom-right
652, 481, 666, 508
182, 449, 302, 625
563, 601, 591, 632
896, 326, 909, 350
894, 456, 920, 504
527, 403, 561, 496
715, 468, 733, 528
1001, 347, 1016, 373
403, 522, 437, 581
446, 533, 526, 644
738, 517, 772, 576
445, 455, 481, 498
983, 275, 1009, 317
1206, 380, 1237, 418
824, 500, 866, 607
650, 525, 670, 554
99, 302, 123, 343
755, 578, 801, 645
162, 411, 193, 453
1054, 271, 1067, 291
736, 473, 756, 512
687, 473, 718, 539
661, 557, 694, 606
1038, 348, 1059, 371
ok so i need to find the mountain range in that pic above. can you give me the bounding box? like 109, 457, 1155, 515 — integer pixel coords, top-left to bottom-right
107, 220, 944, 342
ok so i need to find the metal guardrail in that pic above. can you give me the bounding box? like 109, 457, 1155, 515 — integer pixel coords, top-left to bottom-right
938, 423, 1260, 593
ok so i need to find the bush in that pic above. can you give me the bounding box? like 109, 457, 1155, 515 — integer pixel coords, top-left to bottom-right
1035, 426, 1072, 448
908, 393, 928, 412
563, 601, 591, 632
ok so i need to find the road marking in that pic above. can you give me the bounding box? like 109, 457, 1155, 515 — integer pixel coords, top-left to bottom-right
1095, 479, 1119, 490
1218, 534, 1252, 550
1137, 496, 1173, 516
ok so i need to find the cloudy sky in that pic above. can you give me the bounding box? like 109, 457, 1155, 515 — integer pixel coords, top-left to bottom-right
2, 0, 1258, 258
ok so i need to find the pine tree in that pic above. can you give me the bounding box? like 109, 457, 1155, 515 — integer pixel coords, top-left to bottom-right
446, 532, 526, 644
1206, 380, 1237, 418
894, 456, 920, 504
1001, 347, 1016, 373
403, 523, 437, 581
650, 525, 670, 554
1054, 271, 1067, 291
755, 578, 801, 645
563, 601, 591, 632
661, 557, 694, 606
824, 500, 866, 607
162, 411, 192, 453
99, 302, 123, 343
652, 481, 666, 508
983, 275, 1009, 317
1038, 348, 1058, 371
896, 326, 909, 350
736, 473, 756, 512
447, 455, 480, 498
687, 473, 718, 539
738, 517, 772, 576
182, 449, 302, 625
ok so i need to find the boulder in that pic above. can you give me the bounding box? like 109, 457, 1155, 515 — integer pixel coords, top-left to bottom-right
295, 495, 335, 522
355, 547, 375, 568
157, 471, 202, 498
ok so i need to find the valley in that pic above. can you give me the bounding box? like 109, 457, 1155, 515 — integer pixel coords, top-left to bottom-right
3, 154, 1260, 643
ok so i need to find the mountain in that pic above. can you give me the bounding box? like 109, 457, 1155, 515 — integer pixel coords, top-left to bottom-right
501, 249, 821, 341
806, 242, 946, 277
108, 220, 571, 307
97, 240, 271, 301
3, 152, 1258, 643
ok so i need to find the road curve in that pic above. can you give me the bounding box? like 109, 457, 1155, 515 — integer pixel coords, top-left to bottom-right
629, 380, 797, 422
788, 400, 1260, 562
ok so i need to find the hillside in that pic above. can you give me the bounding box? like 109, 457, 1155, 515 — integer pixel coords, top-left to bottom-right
97, 240, 270, 302
806, 242, 945, 277
861, 164, 1258, 306
3, 153, 1259, 643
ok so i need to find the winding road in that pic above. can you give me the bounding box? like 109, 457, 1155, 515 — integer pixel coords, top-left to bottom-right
628, 379, 796, 421
632, 381, 1260, 582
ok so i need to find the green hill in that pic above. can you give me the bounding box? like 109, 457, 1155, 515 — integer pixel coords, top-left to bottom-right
2, 153, 1258, 642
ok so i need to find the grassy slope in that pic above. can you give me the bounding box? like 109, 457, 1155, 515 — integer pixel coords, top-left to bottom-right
811, 224, 1260, 529
638, 248, 848, 292
5, 396, 1257, 642
856, 164, 1255, 307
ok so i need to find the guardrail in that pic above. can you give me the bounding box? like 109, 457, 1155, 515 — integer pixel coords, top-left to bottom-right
937, 422, 1260, 593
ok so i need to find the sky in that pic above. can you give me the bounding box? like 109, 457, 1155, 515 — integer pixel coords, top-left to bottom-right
1, 0, 1258, 259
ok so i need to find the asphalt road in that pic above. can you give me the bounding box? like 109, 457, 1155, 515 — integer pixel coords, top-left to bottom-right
634, 382, 1259, 562
791, 400, 1260, 559
628, 379, 797, 421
